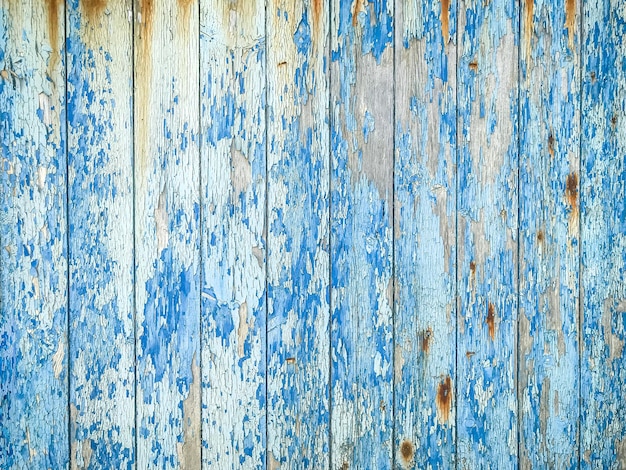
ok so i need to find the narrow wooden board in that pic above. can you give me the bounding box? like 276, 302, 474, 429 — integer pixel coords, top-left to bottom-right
518, 0, 580, 467
200, 1, 266, 467
394, 0, 457, 467
266, 1, 331, 467
134, 0, 201, 467
581, 0, 626, 466
330, 0, 394, 467
66, 0, 135, 467
0, 1, 68, 468
456, 0, 519, 467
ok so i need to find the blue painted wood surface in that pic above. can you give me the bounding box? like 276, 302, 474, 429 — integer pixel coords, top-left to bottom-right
1, 0, 625, 468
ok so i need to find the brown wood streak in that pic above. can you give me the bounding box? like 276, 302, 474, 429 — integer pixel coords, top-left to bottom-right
312, 0, 322, 33
487, 302, 496, 341
525, 0, 533, 63
46, 0, 61, 70
82, 0, 107, 22
565, 0, 576, 50
400, 440, 414, 464
441, 0, 449, 44
135, 0, 154, 176
435, 376, 452, 423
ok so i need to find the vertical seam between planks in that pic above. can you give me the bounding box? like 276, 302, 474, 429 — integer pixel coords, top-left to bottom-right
391, 0, 396, 467
516, 0, 522, 467
328, 0, 333, 466
264, 0, 269, 467
454, 0, 460, 467
197, 0, 203, 464
63, 1, 71, 466
577, 0, 584, 466
131, 0, 138, 467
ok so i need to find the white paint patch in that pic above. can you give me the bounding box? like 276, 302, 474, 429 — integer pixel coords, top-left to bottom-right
52, 339, 65, 379
37, 166, 47, 189
38, 93, 52, 126
155, 188, 169, 254
237, 301, 250, 358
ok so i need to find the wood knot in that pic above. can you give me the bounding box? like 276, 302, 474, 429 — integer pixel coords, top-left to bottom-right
400, 440, 414, 462
565, 172, 578, 208
435, 376, 452, 423
421, 327, 433, 354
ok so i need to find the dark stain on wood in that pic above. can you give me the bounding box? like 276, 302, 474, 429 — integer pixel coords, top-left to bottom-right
537, 229, 544, 242
47, 0, 61, 69
565, 172, 578, 209
565, 0, 576, 50
441, 0, 450, 44
421, 327, 433, 354
312, 0, 322, 33
400, 439, 414, 463
548, 133, 554, 157
466, 351, 475, 359
590, 71, 596, 82
351, 0, 365, 27
469, 260, 476, 274
82, 0, 107, 22
524, 0, 534, 61
436, 376, 452, 423
487, 302, 496, 341
611, 114, 617, 129
469, 60, 478, 72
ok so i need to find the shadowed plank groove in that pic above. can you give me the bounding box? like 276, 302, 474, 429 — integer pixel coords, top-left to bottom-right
0, 1, 68, 468
266, 0, 331, 467
394, 0, 457, 467
200, 0, 266, 467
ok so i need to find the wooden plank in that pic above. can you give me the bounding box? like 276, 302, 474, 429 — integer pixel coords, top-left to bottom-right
518, 0, 580, 467
134, 0, 201, 467
330, 0, 394, 467
456, 0, 519, 467
581, 0, 626, 466
394, 0, 457, 467
0, 1, 69, 468
200, 1, 266, 467
266, 1, 330, 467
66, 1, 135, 467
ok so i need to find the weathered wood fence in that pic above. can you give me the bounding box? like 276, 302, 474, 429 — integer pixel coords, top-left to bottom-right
1, 0, 625, 468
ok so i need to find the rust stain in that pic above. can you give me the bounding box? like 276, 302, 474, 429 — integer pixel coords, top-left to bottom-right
286, 357, 296, 365
469, 260, 476, 274
342, 462, 349, 470
466, 351, 475, 359
400, 440, 414, 464
435, 376, 452, 423
82, 0, 107, 22
312, 0, 322, 32
537, 229, 544, 242
548, 133, 555, 157
486, 302, 496, 341
421, 327, 433, 354
46, 0, 62, 70
565, 0, 576, 50
469, 60, 478, 72
278, 61, 287, 67
611, 114, 618, 130
590, 71, 596, 82
351, 0, 366, 27
524, 0, 534, 63
565, 172, 578, 209
441, 0, 450, 44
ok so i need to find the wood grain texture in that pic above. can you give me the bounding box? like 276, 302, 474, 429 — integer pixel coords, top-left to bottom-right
66, 1, 135, 467
394, 0, 457, 467
266, 0, 330, 467
518, 0, 580, 467
200, 1, 266, 467
134, 0, 201, 467
581, 0, 626, 466
0, 1, 69, 468
330, 0, 394, 467
456, 0, 519, 467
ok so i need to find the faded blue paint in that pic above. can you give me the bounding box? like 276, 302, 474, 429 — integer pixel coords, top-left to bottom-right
267, 1, 331, 467
394, 0, 457, 468
456, 0, 519, 467
581, 0, 626, 466
66, 1, 135, 468
331, 0, 394, 468
200, 1, 267, 467
518, 0, 580, 467
0, 3, 69, 469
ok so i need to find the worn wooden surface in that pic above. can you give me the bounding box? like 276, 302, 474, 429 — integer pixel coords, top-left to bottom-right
2, 0, 626, 468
